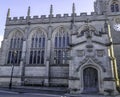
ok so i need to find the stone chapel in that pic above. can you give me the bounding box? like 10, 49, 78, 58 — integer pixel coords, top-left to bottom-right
0, 0, 120, 95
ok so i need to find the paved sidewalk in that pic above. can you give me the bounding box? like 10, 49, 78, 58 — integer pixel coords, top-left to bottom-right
65, 93, 120, 97
0, 86, 120, 97
0, 86, 67, 95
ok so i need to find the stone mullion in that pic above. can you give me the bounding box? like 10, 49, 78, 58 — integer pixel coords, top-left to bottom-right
63, 49, 65, 64
57, 36, 59, 48
19, 40, 26, 85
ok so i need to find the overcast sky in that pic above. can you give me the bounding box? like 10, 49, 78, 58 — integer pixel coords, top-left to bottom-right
0, 0, 95, 46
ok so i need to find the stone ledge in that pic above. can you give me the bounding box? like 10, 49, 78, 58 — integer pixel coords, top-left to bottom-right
103, 77, 116, 81
69, 77, 79, 80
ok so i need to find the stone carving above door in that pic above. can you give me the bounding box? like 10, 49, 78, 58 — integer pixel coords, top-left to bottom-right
75, 56, 106, 72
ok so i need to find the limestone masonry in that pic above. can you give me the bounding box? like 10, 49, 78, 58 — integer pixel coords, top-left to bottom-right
0, 0, 120, 95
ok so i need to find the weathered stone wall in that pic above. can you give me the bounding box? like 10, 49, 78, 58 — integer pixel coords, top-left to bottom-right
0, 66, 21, 86
49, 66, 69, 86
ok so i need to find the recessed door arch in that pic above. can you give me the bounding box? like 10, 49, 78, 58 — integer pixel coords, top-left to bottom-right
83, 67, 99, 93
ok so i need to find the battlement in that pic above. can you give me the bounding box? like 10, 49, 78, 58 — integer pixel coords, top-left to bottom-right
6, 12, 103, 26
80, 13, 87, 16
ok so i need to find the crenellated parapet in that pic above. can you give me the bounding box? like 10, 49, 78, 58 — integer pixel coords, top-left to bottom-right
5, 4, 107, 26
6, 12, 107, 26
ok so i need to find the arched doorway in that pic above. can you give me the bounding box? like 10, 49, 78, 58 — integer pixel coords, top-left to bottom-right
83, 67, 99, 93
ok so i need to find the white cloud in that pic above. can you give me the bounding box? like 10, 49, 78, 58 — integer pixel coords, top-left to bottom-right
0, 35, 3, 47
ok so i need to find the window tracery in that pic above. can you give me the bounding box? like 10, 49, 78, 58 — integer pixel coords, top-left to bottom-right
54, 27, 70, 64
7, 31, 23, 65
111, 2, 119, 12
29, 30, 46, 65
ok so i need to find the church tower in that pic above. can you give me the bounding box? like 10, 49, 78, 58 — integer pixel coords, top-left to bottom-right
95, 0, 120, 70
94, 0, 106, 14
95, 0, 120, 90
94, 0, 120, 14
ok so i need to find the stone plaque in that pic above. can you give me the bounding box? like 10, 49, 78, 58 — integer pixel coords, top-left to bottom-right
96, 50, 104, 57
77, 50, 84, 57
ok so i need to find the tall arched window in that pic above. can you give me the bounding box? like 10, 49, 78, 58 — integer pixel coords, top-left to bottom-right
111, 3, 119, 12
54, 27, 70, 64
29, 30, 46, 65
7, 31, 23, 65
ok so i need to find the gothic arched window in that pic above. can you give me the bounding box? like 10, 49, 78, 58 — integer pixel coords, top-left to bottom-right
54, 27, 70, 64
29, 30, 46, 65
111, 3, 119, 12
7, 31, 23, 65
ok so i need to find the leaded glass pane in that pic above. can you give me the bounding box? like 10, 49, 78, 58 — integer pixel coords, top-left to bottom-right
115, 4, 119, 12
55, 37, 57, 48
111, 4, 114, 12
